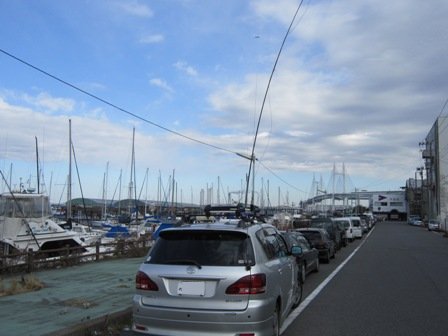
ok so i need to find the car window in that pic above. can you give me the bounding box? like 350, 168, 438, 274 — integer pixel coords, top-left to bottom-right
282, 233, 298, 247
147, 230, 255, 266
257, 229, 289, 260
297, 235, 311, 251
337, 220, 350, 229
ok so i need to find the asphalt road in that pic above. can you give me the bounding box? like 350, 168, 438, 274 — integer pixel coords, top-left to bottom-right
282, 221, 448, 336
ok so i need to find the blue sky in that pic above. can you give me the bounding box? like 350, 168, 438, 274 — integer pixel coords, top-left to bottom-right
0, 0, 446, 206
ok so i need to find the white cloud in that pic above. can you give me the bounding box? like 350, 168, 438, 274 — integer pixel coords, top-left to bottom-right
202, 0, 445, 190
116, 1, 153, 18
334, 132, 379, 147
23, 92, 75, 113
2, 0, 446, 199
174, 61, 198, 77
149, 78, 174, 93
140, 34, 164, 44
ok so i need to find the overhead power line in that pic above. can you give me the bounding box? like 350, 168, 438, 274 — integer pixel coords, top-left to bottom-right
257, 160, 307, 194
0, 48, 235, 155
0, 46, 306, 196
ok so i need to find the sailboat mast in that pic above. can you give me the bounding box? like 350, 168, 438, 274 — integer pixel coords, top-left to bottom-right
118, 169, 122, 215
103, 161, 109, 219
35, 136, 40, 194
171, 169, 175, 215
67, 119, 72, 219
158, 171, 161, 215
132, 128, 137, 202
144, 168, 149, 216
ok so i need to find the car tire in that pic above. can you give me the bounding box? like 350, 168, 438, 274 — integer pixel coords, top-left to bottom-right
313, 258, 319, 272
272, 303, 280, 336
301, 264, 306, 283
292, 277, 303, 309
324, 251, 330, 263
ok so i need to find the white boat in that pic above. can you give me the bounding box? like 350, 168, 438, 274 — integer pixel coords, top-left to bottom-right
59, 221, 106, 245
0, 191, 86, 254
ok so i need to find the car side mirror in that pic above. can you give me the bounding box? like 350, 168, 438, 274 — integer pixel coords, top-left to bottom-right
291, 245, 303, 256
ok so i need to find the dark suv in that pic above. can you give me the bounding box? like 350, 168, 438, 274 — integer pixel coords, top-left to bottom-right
296, 227, 336, 263
132, 221, 302, 336
310, 217, 343, 249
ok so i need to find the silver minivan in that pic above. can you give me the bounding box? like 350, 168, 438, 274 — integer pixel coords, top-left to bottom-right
132, 221, 302, 336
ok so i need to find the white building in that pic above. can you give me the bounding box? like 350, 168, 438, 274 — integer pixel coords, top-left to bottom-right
423, 116, 448, 230
370, 192, 407, 220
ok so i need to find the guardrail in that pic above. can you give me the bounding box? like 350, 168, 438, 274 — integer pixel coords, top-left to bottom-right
0, 237, 153, 275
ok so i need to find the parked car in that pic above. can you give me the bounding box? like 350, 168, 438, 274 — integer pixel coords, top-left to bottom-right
333, 217, 355, 242
296, 228, 335, 263
408, 215, 423, 226
360, 218, 369, 233
310, 217, 343, 250
132, 221, 302, 336
427, 219, 440, 231
360, 213, 375, 230
349, 216, 363, 238
335, 220, 349, 247
282, 231, 319, 283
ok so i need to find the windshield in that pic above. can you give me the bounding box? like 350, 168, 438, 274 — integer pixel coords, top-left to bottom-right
0, 194, 52, 218
352, 219, 361, 227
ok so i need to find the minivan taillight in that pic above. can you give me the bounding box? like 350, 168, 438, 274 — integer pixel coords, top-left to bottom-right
226, 274, 266, 295
136, 271, 159, 291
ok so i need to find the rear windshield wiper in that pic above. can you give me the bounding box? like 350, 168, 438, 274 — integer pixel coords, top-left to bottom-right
162, 259, 202, 269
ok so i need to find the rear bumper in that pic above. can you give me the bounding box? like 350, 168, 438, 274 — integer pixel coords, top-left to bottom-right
317, 248, 329, 258
353, 229, 363, 238
132, 295, 276, 336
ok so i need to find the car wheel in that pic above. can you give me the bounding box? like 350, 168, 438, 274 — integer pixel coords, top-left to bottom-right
313, 258, 319, 272
272, 304, 280, 336
331, 249, 336, 259
301, 264, 306, 283
324, 251, 330, 263
292, 278, 303, 309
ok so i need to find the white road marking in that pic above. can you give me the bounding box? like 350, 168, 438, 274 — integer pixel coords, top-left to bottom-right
281, 227, 375, 334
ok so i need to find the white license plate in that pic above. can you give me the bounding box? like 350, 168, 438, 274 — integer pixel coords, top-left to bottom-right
177, 281, 205, 296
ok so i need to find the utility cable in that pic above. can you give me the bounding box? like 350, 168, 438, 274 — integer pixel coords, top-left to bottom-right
0, 48, 236, 156
257, 160, 307, 194
244, 0, 305, 206
0, 37, 309, 201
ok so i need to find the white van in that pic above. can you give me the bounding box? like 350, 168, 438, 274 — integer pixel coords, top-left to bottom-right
349, 216, 363, 238
332, 217, 354, 242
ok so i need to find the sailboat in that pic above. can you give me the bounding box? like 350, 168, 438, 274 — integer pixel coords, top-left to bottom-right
61, 119, 107, 243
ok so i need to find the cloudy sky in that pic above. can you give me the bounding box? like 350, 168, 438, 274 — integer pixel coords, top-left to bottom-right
0, 0, 446, 206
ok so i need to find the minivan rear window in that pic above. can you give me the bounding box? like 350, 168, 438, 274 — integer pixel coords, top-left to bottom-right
147, 230, 255, 266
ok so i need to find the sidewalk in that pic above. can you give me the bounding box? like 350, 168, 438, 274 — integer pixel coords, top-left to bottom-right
0, 257, 143, 335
